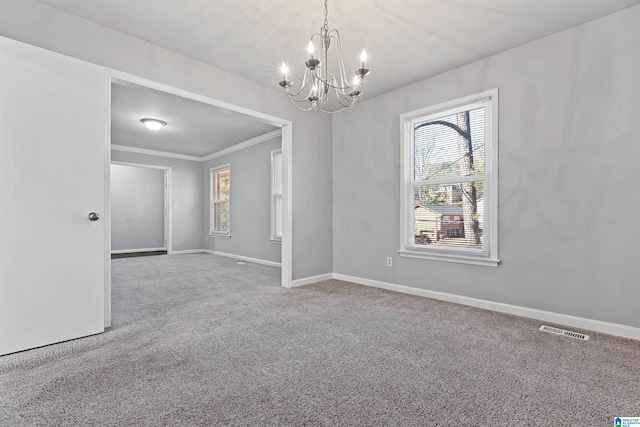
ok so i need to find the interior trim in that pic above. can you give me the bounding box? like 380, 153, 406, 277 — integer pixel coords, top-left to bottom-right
201, 129, 282, 161
111, 129, 283, 163
170, 249, 281, 268
111, 144, 202, 162
111, 247, 166, 254
291, 273, 334, 288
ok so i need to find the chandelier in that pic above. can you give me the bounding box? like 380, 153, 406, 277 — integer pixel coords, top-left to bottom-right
278, 0, 370, 113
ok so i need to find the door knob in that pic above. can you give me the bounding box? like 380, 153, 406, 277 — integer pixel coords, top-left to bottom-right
88, 212, 100, 221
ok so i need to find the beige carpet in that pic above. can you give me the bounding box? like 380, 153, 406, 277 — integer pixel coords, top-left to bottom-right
1, 253, 639, 426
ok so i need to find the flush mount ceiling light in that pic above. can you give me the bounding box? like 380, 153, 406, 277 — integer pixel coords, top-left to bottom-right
278, 0, 370, 113
140, 118, 167, 131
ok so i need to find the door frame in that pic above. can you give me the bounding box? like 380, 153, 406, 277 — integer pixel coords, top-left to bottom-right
110, 162, 172, 255
104, 69, 294, 327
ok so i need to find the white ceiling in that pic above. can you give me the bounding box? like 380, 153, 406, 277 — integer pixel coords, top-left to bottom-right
38, 0, 640, 155
111, 82, 279, 157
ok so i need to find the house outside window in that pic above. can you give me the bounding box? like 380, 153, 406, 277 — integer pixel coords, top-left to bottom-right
399, 89, 499, 267
271, 149, 283, 240
210, 165, 230, 235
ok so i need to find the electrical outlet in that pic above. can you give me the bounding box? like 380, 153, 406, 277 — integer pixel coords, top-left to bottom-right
267, 242, 271, 250
386, 257, 393, 267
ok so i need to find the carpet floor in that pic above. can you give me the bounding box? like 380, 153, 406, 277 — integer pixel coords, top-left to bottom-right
1, 253, 639, 426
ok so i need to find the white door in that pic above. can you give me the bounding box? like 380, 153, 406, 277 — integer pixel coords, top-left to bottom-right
0, 36, 107, 355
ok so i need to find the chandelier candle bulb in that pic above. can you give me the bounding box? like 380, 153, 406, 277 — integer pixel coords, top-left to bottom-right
305, 42, 321, 70
307, 41, 315, 59
360, 49, 367, 69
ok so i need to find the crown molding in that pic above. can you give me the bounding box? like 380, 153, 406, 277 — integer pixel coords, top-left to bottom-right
110, 144, 202, 161
111, 129, 282, 162
201, 129, 282, 162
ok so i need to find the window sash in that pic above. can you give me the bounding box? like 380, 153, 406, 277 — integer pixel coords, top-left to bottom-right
406, 179, 490, 257
210, 200, 229, 233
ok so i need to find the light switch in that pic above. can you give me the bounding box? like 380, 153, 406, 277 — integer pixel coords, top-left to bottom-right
173, 204, 178, 210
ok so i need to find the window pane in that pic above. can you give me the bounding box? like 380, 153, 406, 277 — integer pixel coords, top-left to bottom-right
413, 181, 485, 249
414, 107, 485, 181
215, 169, 229, 201
214, 201, 229, 232
274, 152, 282, 195
275, 196, 282, 237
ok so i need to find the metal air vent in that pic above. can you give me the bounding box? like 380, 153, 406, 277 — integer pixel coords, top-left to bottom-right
539, 325, 589, 341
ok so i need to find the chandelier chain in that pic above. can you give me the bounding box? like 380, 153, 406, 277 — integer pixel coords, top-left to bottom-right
323, 0, 329, 33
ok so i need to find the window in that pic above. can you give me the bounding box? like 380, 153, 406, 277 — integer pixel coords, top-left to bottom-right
400, 89, 499, 267
210, 165, 230, 235
271, 149, 283, 240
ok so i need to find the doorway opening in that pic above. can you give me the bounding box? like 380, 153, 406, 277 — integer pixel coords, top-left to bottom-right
105, 70, 293, 328
110, 162, 171, 259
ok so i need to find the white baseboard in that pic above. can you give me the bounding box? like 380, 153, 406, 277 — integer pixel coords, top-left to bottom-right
290, 273, 334, 288
170, 249, 205, 255
203, 250, 282, 268
333, 273, 640, 341
111, 247, 165, 254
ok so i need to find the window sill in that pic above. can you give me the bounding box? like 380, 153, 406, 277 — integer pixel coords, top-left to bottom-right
209, 233, 231, 239
398, 250, 500, 267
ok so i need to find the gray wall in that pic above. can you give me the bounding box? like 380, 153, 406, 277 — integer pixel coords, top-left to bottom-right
111, 151, 204, 252
333, 6, 640, 328
111, 164, 165, 251
0, 0, 333, 280
203, 137, 282, 264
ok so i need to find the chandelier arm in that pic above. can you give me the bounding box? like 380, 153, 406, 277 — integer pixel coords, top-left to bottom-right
285, 95, 316, 111
314, 74, 354, 92
328, 30, 352, 93
333, 89, 358, 108
316, 104, 356, 114
286, 93, 315, 104
285, 67, 314, 98
285, 74, 320, 103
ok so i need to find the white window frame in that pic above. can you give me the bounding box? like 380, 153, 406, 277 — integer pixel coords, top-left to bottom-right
399, 89, 499, 267
271, 149, 283, 241
209, 164, 230, 236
